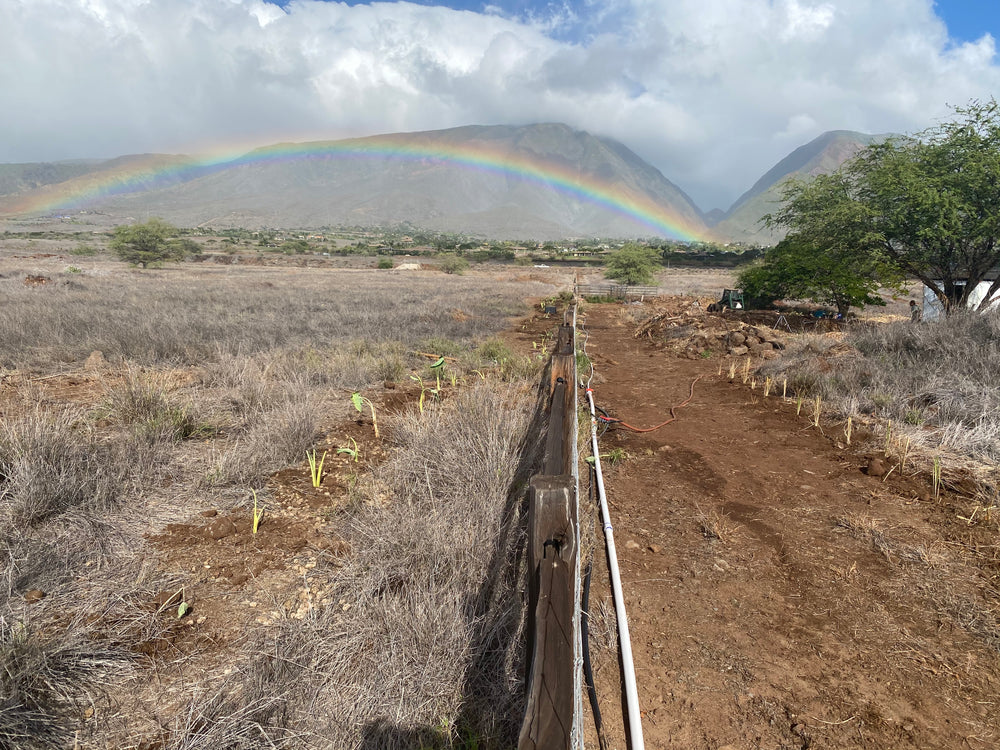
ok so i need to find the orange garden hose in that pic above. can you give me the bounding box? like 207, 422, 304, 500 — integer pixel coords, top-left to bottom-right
595, 374, 704, 433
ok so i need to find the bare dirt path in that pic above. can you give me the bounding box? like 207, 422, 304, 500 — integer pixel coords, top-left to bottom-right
576, 302, 1000, 750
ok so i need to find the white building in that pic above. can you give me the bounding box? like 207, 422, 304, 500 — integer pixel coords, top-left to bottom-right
922, 272, 1000, 321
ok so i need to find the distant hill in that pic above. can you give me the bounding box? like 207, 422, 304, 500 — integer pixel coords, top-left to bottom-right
712, 130, 887, 244
0, 160, 105, 196
0, 124, 709, 241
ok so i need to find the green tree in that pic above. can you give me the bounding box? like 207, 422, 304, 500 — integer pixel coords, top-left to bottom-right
110, 219, 185, 268
748, 172, 903, 315
767, 99, 1000, 315
604, 243, 659, 285
848, 100, 1000, 312
438, 255, 469, 275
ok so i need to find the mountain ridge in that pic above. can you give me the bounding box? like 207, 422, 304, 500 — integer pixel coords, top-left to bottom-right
0, 124, 883, 243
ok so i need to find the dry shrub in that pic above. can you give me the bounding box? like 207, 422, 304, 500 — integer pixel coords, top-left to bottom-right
0, 617, 131, 750
102, 367, 200, 443
762, 311, 1000, 461
296, 383, 538, 748
205, 399, 321, 488
0, 408, 143, 531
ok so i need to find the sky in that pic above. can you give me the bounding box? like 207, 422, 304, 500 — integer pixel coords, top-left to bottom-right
1, 0, 998, 211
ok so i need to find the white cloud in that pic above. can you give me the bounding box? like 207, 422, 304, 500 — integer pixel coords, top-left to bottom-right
1, 0, 998, 210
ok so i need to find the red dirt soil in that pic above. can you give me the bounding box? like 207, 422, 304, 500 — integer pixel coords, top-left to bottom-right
566, 301, 1000, 750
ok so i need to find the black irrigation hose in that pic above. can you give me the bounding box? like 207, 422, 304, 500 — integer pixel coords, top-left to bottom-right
583, 465, 610, 750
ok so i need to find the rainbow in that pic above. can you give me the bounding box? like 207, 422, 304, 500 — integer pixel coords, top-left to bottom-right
2, 133, 708, 241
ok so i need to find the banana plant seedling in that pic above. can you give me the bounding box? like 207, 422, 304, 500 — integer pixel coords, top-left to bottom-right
307, 448, 328, 488
337, 437, 360, 462
351, 392, 380, 438
430, 356, 445, 391
251, 488, 264, 534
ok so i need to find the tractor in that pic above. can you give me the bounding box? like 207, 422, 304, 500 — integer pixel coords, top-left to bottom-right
707, 288, 744, 312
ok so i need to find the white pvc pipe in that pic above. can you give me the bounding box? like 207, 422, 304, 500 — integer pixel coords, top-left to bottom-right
585, 386, 645, 750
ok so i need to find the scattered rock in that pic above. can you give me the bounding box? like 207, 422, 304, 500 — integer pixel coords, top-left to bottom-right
730, 345, 749, 356
23, 275, 50, 287
207, 517, 237, 540
865, 457, 886, 477
199, 509, 218, 518
625, 540, 642, 550
648, 544, 662, 554
729, 332, 746, 346
23, 589, 45, 603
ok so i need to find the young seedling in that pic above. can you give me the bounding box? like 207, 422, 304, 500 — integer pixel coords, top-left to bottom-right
796, 394, 804, 416
845, 415, 853, 445
899, 435, 911, 472
812, 395, 822, 428
932, 457, 943, 501
883, 420, 893, 457
763, 376, 772, 397
430, 356, 445, 391
782, 378, 788, 399
251, 489, 264, 534
741, 357, 752, 384
727, 361, 737, 379
307, 448, 327, 488
337, 436, 360, 462
351, 392, 380, 439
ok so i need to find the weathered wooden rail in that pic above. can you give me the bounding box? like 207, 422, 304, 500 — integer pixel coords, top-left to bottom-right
519, 312, 582, 749
576, 283, 662, 300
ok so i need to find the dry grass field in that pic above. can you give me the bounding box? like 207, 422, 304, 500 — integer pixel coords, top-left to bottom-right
4, 236, 1000, 750
0, 241, 563, 749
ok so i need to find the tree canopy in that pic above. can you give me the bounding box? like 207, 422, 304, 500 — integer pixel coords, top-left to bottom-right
604, 243, 659, 285
759, 99, 1000, 315
110, 219, 187, 268
741, 173, 903, 315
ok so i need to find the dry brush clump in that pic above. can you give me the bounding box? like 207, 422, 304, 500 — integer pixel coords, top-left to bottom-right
760, 311, 1000, 462
276, 383, 540, 748
0, 616, 132, 750
0, 268, 545, 370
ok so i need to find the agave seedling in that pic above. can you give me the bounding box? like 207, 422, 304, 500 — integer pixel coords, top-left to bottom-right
307, 448, 327, 488
351, 392, 380, 439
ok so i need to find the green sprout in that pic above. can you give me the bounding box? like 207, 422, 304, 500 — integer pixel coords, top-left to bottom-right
351, 392, 380, 439
251, 488, 264, 534
430, 355, 445, 391
336, 437, 360, 462
307, 448, 327, 488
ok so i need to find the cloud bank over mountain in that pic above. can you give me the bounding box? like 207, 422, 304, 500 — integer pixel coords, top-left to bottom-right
2, 0, 998, 210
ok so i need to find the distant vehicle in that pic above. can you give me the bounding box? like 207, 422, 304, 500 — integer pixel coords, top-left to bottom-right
707, 289, 744, 312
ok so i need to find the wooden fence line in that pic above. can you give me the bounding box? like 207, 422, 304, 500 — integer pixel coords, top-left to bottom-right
519, 316, 582, 750
576, 283, 662, 300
